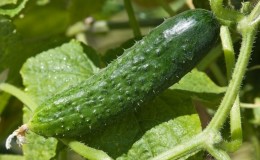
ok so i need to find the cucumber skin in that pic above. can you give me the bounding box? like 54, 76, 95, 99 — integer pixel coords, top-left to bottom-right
29, 9, 220, 138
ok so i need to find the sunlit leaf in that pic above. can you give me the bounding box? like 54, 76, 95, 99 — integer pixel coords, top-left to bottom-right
21, 40, 98, 104
21, 40, 98, 160
117, 114, 202, 160
171, 69, 226, 102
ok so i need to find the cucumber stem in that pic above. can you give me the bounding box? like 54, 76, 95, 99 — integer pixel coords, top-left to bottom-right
248, 0, 260, 26
220, 25, 242, 151
156, 0, 175, 16
124, 0, 142, 38
206, 144, 231, 160
0, 83, 37, 111
60, 139, 113, 160
152, 130, 222, 160
151, 134, 204, 160
220, 26, 235, 79
207, 21, 257, 131
209, 0, 244, 24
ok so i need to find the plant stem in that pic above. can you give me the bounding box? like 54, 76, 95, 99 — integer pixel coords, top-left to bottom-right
230, 97, 242, 143
209, 0, 243, 24
156, 0, 175, 16
0, 83, 37, 111
220, 26, 235, 79
248, 0, 260, 26
124, 0, 141, 38
206, 145, 231, 160
152, 130, 222, 160
151, 135, 204, 160
240, 102, 260, 108
220, 25, 242, 151
60, 139, 113, 160
207, 24, 257, 131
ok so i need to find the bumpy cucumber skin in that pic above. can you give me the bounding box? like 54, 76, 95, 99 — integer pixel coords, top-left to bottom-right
29, 9, 220, 138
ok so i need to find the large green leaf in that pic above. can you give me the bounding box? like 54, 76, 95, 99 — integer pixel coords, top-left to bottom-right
117, 114, 202, 160
20, 40, 98, 104
171, 69, 226, 102
21, 40, 98, 160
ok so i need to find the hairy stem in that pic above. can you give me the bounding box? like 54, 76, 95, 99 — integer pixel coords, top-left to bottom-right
207, 23, 257, 130
151, 135, 204, 160
220, 26, 235, 79
151, 130, 222, 160
209, 0, 243, 24
206, 145, 231, 160
220, 26, 242, 151
249, 0, 260, 26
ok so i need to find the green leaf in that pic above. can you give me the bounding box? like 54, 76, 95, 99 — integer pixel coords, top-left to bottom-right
0, 0, 28, 17
82, 90, 197, 158
21, 40, 98, 160
116, 114, 202, 160
0, 0, 18, 7
14, 2, 70, 38
22, 125, 58, 160
171, 69, 226, 102
20, 40, 98, 104
0, 155, 24, 160
0, 15, 68, 84
0, 15, 21, 83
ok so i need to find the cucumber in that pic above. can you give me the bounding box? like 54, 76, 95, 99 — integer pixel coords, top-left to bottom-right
28, 9, 220, 138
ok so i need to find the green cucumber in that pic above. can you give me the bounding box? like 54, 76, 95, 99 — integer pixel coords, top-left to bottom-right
28, 9, 220, 138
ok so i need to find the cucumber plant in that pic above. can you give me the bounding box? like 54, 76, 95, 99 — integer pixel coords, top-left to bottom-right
0, 0, 260, 160
28, 9, 220, 138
